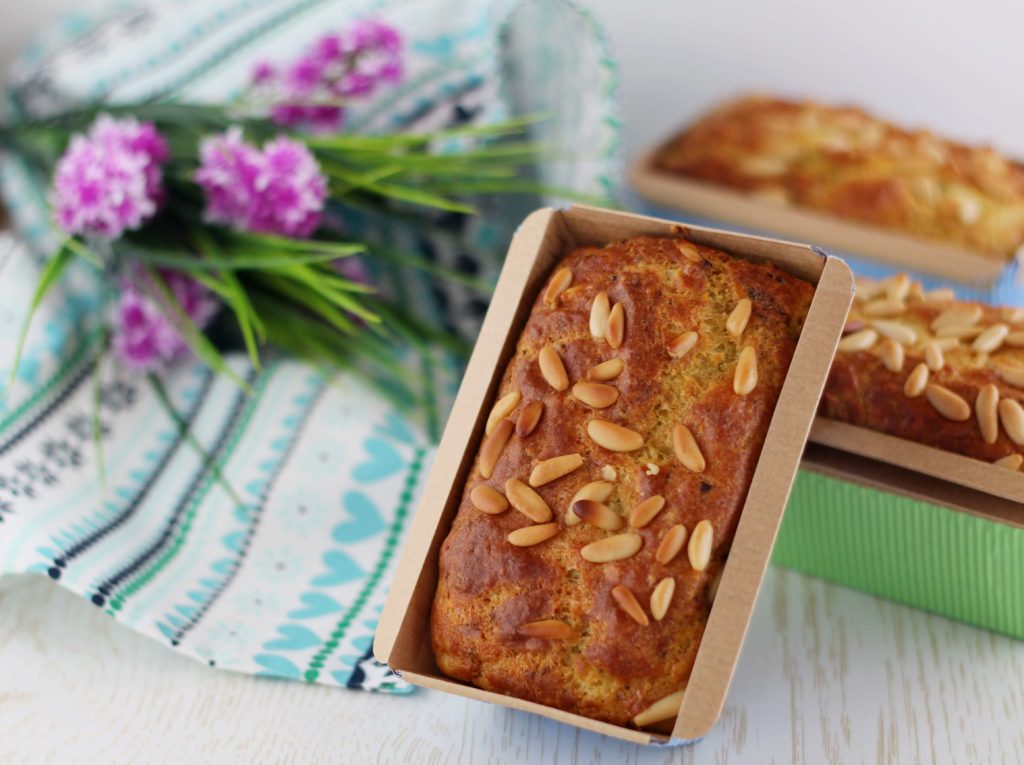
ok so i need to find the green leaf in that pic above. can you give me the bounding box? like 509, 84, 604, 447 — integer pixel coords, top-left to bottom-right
126, 245, 357, 271
9, 240, 76, 385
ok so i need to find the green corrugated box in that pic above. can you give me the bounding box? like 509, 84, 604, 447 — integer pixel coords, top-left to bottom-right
774, 443, 1024, 639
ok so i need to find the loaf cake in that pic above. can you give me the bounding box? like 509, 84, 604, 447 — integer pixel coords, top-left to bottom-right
823, 273, 1024, 467
431, 235, 814, 728
652, 95, 1024, 260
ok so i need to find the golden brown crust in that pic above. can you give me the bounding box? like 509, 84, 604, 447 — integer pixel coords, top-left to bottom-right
430, 236, 813, 727
822, 274, 1024, 464
653, 95, 1024, 260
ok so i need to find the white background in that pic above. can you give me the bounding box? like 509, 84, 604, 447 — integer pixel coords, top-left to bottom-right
2, 0, 1023, 161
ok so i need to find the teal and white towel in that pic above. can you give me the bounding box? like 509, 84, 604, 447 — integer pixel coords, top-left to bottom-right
0, 0, 619, 691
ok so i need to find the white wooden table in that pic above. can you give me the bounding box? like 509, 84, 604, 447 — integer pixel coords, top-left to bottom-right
2, 567, 1022, 764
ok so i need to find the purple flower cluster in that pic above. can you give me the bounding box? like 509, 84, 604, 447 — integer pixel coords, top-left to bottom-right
252, 20, 403, 132
195, 128, 328, 237
112, 270, 219, 372
51, 115, 169, 239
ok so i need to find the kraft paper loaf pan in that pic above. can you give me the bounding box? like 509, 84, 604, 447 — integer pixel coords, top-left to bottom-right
629, 148, 1024, 305
777, 438, 1024, 639
375, 205, 854, 745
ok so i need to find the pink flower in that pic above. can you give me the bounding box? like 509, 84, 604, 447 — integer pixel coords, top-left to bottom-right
112, 270, 219, 372
51, 114, 169, 239
251, 20, 403, 133
195, 129, 328, 238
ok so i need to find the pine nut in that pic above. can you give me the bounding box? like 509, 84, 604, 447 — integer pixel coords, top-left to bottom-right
925, 383, 971, 421
733, 345, 758, 395
854, 277, 884, 302
519, 619, 573, 639
838, 329, 878, 352
529, 453, 584, 487
566, 481, 615, 527
543, 267, 573, 307
507, 522, 559, 547
667, 331, 698, 358
479, 419, 513, 479
885, 273, 911, 302
1002, 307, 1024, 325
727, 298, 752, 337
601, 465, 617, 481
1006, 331, 1024, 348
879, 339, 905, 373
470, 485, 508, 515
933, 337, 960, 352
505, 478, 553, 522
486, 391, 521, 435
588, 358, 624, 381
650, 577, 675, 621
931, 305, 982, 331
606, 303, 625, 349
633, 690, 685, 727
688, 519, 713, 571
999, 399, 1024, 445
611, 585, 649, 626
572, 382, 619, 409
572, 499, 623, 531
973, 323, 1009, 353
590, 291, 610, 339
872, 319, 917, 346
580, 532, 643, 563
516, 401, 544, 437
538, 345, 569, 391
999, 367, 1024, 389
924, 341, 944, 372
994, 454, 1024, 470
936, 325, 984, 340
843, 320, 867, 334
976, 384, 1000, 444
629, 495, 666, 528
677, 241, 702, 263
904, 363, 929, 398
656, 524, 688, 564
587, 419, 644, 452
923, 288, 956, 303
672, 424, 706, 472
863, 299, 906, 317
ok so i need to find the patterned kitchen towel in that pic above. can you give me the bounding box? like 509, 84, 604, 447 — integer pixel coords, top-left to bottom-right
0, 0, 619, 691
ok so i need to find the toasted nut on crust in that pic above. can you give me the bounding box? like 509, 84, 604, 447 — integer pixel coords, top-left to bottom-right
572, 382, 619, 409
931, 305, 982, 331
656, 524, 688, 564
688, 519, 713, 571
924, 341, 944, 372
872, 319, 917, 346
629, 495, 666, 528
925, 383, 971, 422
838, 329, 878, 352
879, 339, 905, 373
505, 478, 553, 523
611, 585, 649, 625
999, 398, 1024, 445
529, 453, 584, 487
538, 345, 569, 391
543, 267, 573, 307
973, 323, 1009, 354
507, 522, 559, 547
650, 577, 675, 621
863, 299, 906, 317
994, 454, 1024, 470
572, 499, 623, 531
733, 346, 758, 395
667, 331, 698, 358
977, 384, 1000, 445
903, 363, 929, 398
519, 619, 574, 639
587, 419, 644, 452
590, 292, 611, 339
633, 690, 685, 727
479, 419, 513, 479
606, 303, 625, 349
588, 358, 624, 381
516, 401, 544, 437
486, 391, 521, 435
580, 532, 643, 563
470, 485, 508, 515
726, 298, 752, 337
566, 481, 614, 527
672, 424, 706, 472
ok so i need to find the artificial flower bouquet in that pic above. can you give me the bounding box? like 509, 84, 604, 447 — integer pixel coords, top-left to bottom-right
0, 19, 558, 412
